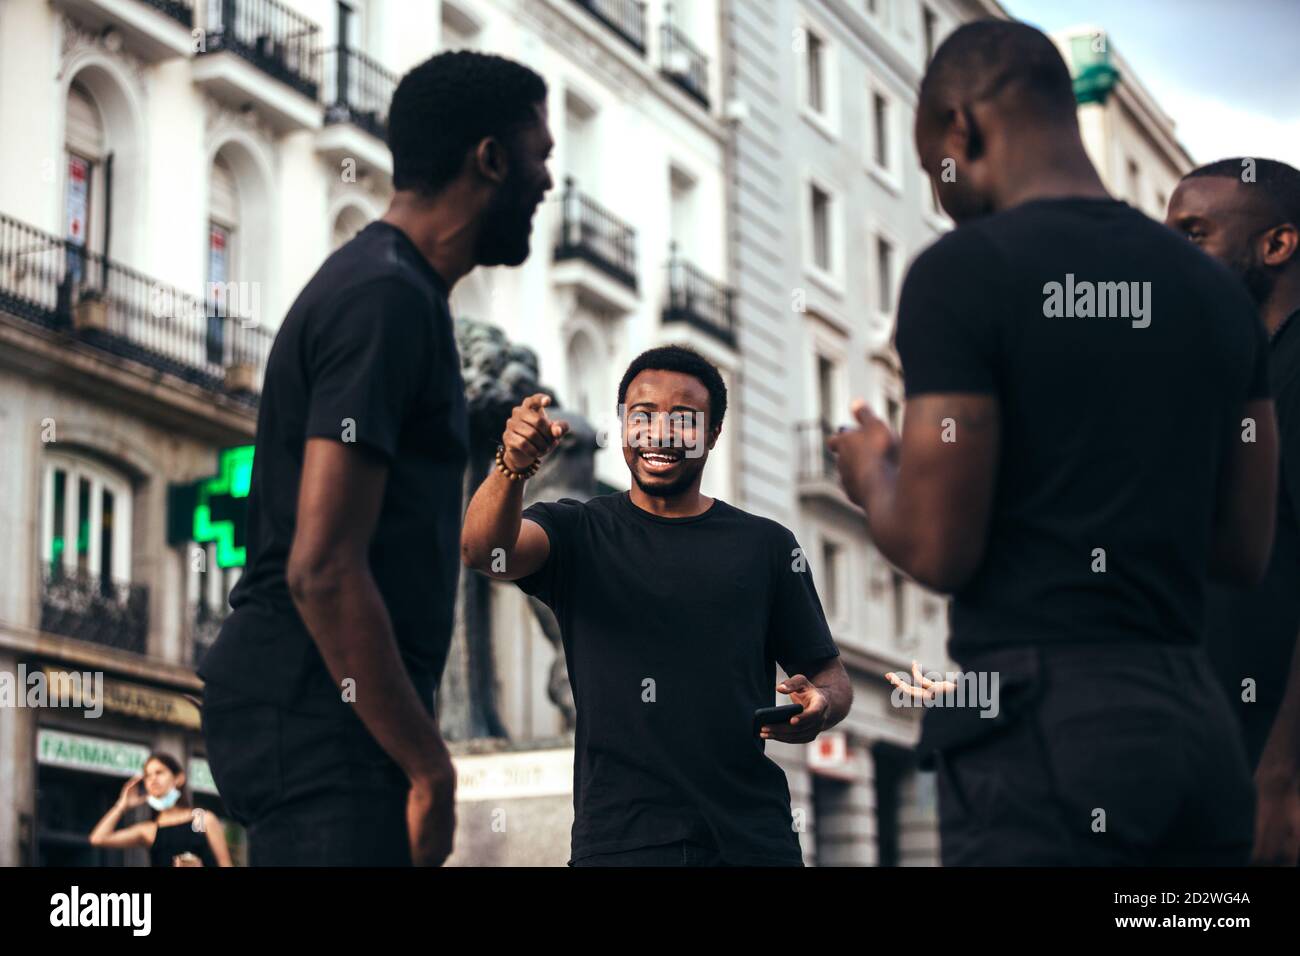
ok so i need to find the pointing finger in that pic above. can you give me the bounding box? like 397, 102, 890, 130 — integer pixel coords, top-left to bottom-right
851, 398, 879, 428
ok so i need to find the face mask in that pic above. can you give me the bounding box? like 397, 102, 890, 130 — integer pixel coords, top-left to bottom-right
147, 787, 181, 812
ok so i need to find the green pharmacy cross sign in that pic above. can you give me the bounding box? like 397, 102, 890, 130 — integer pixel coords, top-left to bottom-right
167, 445, 254, 569
1068, 35, 1120, 106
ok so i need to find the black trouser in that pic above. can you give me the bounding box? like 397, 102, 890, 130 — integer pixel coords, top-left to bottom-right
927, 643, 1255, 866
201, 681, 411, 866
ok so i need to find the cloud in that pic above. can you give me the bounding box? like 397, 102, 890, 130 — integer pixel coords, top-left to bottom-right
1159, 88, 1300, 169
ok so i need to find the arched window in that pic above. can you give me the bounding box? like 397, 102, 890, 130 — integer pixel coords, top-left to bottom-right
40, 452, 146, 652
209, 154, 240, 283
565, 328, 602, 419
64, 82, 107, 282
62, 63, 145, 268
41, 453, 133, 587
206, 153, 241, 363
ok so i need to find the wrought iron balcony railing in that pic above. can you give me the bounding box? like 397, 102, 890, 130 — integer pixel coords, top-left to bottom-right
202, 0, 322, 99
321, 45, 397, 140
136, 0, 195, 28
571, 0, 647, 54
555, 178, 638, 292
664, 245, 734, 346
41, 567, 149, 655
796, 420, 838, 483
0, 212, 271, 405
661, 15, 709, 107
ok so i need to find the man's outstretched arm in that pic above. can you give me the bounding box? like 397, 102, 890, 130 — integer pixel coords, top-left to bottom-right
462, 393, 567, 580
287, 437, 455, 866
829, 395, 1000, 593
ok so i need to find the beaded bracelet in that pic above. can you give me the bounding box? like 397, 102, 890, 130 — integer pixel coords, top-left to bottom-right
495, 444, 540, 481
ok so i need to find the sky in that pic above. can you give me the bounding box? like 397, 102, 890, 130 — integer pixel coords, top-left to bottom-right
999, 0, 1300, 169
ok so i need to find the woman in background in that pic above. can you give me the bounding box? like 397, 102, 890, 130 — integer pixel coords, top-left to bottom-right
89, 751, 231, 867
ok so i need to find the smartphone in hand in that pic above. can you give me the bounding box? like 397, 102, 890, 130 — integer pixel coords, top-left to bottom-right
753, 704, 803, 737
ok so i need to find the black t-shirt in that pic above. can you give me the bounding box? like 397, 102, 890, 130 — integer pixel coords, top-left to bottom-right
199, 221, 469, 713
896, 198, 1269, 660
1205, 308, 1300, 766
516, 492, 839, 864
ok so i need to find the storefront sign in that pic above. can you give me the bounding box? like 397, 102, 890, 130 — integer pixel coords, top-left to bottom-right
39, 666, 201, 730
188, 757, 218, 796
808, 730, 856, 781
37, 729, 149, 778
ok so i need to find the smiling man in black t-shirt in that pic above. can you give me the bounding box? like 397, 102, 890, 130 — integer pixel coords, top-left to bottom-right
461, 346, 852, 865
829, 21, 1278, 865
199, 51, 555, 866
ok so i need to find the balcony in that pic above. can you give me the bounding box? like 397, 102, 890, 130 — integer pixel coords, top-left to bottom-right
322, 46, 395, 140
553, 178, 639, 313
660, 16, 709, 108
136, 0, 193, 25
663, 245, 734, 347
796, 419, 857, 509
53, 0, 194, 61
570, 0, 647, 55
0, 212, 272, 406
41, 567, 149, 655
316, 45, 397, 177
194, 0, 323, 131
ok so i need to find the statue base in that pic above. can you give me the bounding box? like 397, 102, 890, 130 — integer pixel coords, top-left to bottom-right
445, 744, 575, 867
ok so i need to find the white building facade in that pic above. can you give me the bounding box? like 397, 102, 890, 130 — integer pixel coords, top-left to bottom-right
0, 0, 737, 866
721, 0, 1010, 867
0, 0, 1195, 868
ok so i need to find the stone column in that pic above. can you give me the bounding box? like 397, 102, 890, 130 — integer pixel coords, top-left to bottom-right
897, 763, 941, 866
0, 654, 38, 866
810, 739, 877, 866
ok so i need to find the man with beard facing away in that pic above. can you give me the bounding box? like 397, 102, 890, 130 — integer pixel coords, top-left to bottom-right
199, 51, 555, 866
828, 21, 1278, 865
1167, 158, 1300, 864
461, 346, 853, 865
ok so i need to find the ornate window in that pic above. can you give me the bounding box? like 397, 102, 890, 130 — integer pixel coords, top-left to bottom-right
64, 82, 106, 283
40, 453, 146, 653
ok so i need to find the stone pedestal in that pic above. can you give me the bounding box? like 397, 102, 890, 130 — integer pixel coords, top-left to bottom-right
445, 746, 574, 867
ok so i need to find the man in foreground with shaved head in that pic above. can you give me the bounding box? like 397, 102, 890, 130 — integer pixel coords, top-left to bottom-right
830, 20, 1278, 864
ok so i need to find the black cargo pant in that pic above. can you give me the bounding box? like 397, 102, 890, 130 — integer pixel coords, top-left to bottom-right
201, 680, 411, 866
923, 643, 1255, 866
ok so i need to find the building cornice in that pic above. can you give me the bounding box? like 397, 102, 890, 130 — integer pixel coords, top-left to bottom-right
0, 622, 204, 693
0, 316, 258, 446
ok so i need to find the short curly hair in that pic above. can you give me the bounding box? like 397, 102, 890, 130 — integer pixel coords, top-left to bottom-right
388, 50, 548, 196
617, 346, 728, 431
1184, 158, 1300, 233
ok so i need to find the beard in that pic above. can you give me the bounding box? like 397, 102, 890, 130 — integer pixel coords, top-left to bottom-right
1229, 252, 1275, 306
940, 182, 995, 225
475, 175, 536, 267
629, 457, 706, 499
